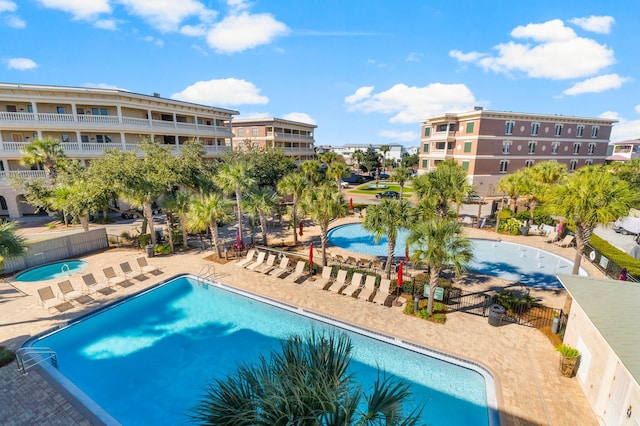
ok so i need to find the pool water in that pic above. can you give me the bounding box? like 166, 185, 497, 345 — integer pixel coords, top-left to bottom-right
32, 276, 495, 425
15, 260, 88, 282
327, 223, 586, 288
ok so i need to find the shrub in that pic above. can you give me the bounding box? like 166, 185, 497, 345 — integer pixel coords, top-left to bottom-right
154, 243, 171, 255
589, 234, 640, 277
555, 343, 579, 358
499, 218, 521, 235
495, 290, 536, 312
0, 347, 14, 368
404, 300, 447, 323
138, 233, 151, 249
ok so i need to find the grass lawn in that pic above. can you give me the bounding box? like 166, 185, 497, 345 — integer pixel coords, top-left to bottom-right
348, 182, 413, 197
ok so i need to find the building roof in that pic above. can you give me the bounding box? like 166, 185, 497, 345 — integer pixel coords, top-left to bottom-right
231, 117, 317, 128
606, 155, 631, 161
422, 109, 618, 125
558, 273, 640, 384
610, 139, 640, 146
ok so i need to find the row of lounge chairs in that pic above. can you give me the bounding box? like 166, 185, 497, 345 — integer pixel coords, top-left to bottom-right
36, 257, 161, 313
236, 249, 307, 281
544, 231, 575, 247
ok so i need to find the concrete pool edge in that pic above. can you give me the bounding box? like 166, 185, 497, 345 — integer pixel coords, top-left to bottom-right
23, 273, 501, 425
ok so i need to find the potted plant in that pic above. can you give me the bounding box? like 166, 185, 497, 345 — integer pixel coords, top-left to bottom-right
556, 343, 580, 377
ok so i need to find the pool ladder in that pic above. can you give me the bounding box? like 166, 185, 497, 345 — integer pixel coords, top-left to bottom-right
197, 264, 216, 284
15, 347, 58, 374
61, 263, 70, 275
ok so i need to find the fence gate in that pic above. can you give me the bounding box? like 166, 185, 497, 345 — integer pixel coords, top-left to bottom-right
442, 289, 493, 317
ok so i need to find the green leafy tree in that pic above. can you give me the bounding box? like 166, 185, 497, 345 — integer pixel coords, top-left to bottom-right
20, 137, 66, 180
607, 158, 640, 207
544, 165, 638, 274
243, 188, 279, 246
190, 331, 421, 425
401, 152, 418, 169
408, 218, 473, 315
244, 146, 297, 190
391, 166, 412, 199
360, 147, 381, 174
160, 190, 193, 252
277, 172, 310, 246
363, 199, 418, 278
0, 221, 26, 270
412, 160, 470, 219
176, 140, 217, 193
215, 160, 256, 246
187, 193, 232, 258
302, 184, 347, 266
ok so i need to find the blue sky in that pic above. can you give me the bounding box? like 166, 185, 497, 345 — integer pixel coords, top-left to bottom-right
2, 0, 639, 147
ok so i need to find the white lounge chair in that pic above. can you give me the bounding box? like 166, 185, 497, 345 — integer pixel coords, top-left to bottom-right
373, 278, 392, 305
57, 280, 85, 303
255, 254, 277, 274
327, 269, 348, 293
103, 267, 130, 287
340, 272, 363, 297
136, 257, 160, 274
358, 275, 377, 302
313, 266, 334, 290
286, 260, 307, 282
246, 251, 266, 271
235, 249, 256, 267
555, 235, 575, 248
120, 262, 144, 281
37, 286, 68, 312
82, 273, 110, 294
544, 231, 558, 243
269, 256, 290, 277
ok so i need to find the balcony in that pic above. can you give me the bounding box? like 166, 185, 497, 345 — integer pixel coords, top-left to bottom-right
0, 141, 231, 157
0, 170, 47, 182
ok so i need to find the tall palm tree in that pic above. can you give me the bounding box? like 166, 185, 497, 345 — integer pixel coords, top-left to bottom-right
21, 137, 66, 180
320, 151, 341, 166
412, 160, 470, 219
351, 149, 364, 172
300, 160, 323, 185
326, 162, 349, 190
379, 145, 390, 170
408, 218, 473, 315
391, 166, 412, 199
190, 331, 421, 425
302, 184, 347, 266
277, 172, 310, 246
497, 170, 527, 212
545, 165, 637, 274
0, 221, 27, 271
186, 193, 232, 258
363, 199, 418, 278
243, 188, 279, 246
215, 161, 255, 246
174, 190, 192, 248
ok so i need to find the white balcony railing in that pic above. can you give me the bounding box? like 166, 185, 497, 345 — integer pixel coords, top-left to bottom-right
0, 170, 47, 180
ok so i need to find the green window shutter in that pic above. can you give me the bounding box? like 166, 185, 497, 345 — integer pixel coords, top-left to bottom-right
462, 161, 469, 171
464, 141, 472, 153
422, 159, 428, 168
466, 122, 474, 133
423, 143, 429, 152
424, 127, 431, 136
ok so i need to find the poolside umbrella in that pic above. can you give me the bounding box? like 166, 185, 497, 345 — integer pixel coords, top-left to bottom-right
397, 261, 403, 287
235, 229, 242, 249
299, 221, 304, 236
350, 198, 353, 210
404, 243, 410, 262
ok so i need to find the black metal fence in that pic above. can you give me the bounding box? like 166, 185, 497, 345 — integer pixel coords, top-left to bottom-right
583, 244, 639, 283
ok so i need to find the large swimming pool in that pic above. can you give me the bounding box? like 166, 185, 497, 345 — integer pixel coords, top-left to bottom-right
29, 275, 497, 425
327, 223, 587, 288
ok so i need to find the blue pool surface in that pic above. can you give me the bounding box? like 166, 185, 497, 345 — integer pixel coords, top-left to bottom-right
31, 276, 496, 425
15, 260, 88, 282
327, 223, 587, 288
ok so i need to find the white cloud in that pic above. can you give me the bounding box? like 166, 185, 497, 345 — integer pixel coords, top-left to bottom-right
236, 112, 271, 119
36, 0, 110, 20
406, 52, 421, 62
171, 78, 269, 106
5, 15, 25, 28
206, 11, 289, 53
180, 24, 208, 37
118, 0, 215, 32
94, 19, 117, 30
452, 19, 615, 80
604, 111, 640, 142
0, 0, 16, 13
569, 16, 614, 34
635, 105, 640, 115
142, 35, 164, 47
281, 112, 316, 125
563, 74, 630, 96
379, 130, 419, 143
345, 83, 476, 124
7, 57, 37, 70
225, 0, 250, 14
82, 82, 129, 90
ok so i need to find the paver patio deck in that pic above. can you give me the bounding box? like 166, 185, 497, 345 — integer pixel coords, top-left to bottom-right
0, 218, 601, 425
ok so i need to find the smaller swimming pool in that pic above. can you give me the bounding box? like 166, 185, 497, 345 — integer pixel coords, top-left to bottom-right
15, 260, 88, 282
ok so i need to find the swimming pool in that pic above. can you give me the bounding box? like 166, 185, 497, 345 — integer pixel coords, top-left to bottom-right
327, 223, 587, 288
15, 260, 88, 282
28, 275, 498, 425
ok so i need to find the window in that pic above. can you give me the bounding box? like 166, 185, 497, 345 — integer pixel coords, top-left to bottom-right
424, 127, 431, 137
525, 159, 535, 168
449, 124, 455, 131
96, 135, 103, 143
27, 105, 33, 113
81, 135, 89, 143
56, 106, 65, 114
466, 122, 474, 133
422, 159, 428, 168
505, 121, 514, 135
528, 141, 536, 154
101, 108, 108, 116
237, 128, 245, 137
531, 122, 539, 136
591, 126, 598, 137
437, 124, 448, 132
464, 141, 472, 153
6, 105, 16, 112
554, 124, 563, 136
587, 143, 596, 155
197, 118, 203, 125
447, 142, 455, 150
569, 160, 578, 171
576, 125, 584, 137
252, 127, 258, 137
105, 134, 112, 143
423, 143, 429, 153
461, 161, 469, 171
502, 141, 512, 154
585, 159, 593, 166
499, 160, 509, 173
92, 108, 99, 115
436, 142, 446, 150
61, 134, 70, 143
551, 142, 559, 155
573, 143, 581, 154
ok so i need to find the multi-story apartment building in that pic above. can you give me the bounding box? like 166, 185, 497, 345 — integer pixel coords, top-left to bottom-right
322, 143, 408, 166
229, 118, 316, 163
418, 108, 617, 196
0, 83, 238, 218
607, 139, 640, 163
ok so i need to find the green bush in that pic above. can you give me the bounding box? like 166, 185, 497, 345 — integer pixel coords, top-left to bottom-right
514, 211, 531, 222
499, 218, 521, 235
139, 233, 151, 249
0, 347, 14, 368
555, 343, 579, 358
495, 290, 536, 312
404, 300, 447, 323
589, 234, 640, 277
153, 243, 172, 255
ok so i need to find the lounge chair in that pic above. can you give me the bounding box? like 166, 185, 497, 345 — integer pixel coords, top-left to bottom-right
345, 256, 358, 266
372, 260, 384, 272
358, 275, 377, 302
373, 278, 392, 305
255, 253, 277, 274
286, 260, 307, 283
544, 231, 559, 243
334, 254, 346, 264
37, 286, 68, 311
57, 280, 85, 303
103, 267, 130, 287
269, 256, 291, 277
120, 262, 144, 281
327, 269, 348, 293
246, 251, 266, 271
82, 273, 110, 294
340, 272, 363, 297
313, 266, 334, 290
136, 257, 160, 274
235, 249, 256, 267
555, 235, 575, 248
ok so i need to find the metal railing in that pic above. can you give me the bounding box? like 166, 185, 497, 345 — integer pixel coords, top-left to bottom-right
15, 347, 58, 374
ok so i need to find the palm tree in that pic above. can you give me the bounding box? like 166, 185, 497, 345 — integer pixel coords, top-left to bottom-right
277, 172, 310, 246
215, 161, 255, 246
320, 151, 341, 166
0, 221, 26, 271
544, 165, 637, 274
190, 331, 421, 425
159, 190, 193, 252
408, 218, 473, 315
186, 193, 232, 258
326, 162, 349, 190
379, 145, 390, 170
302, 184, 347, 266
351, 149, 364, 172
20, 137, 66, 180
497, 170, 527, 212
391, 166, 412, 199
363, 199, 418, 278
243, 188, 279, 246
412, 160, 470, 219
300, 160, 323, 185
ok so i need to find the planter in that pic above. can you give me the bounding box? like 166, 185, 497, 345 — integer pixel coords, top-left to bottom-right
519, 226, 530, 236
559, 356, 578, 377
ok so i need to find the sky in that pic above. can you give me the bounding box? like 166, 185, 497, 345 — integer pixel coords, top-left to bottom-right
1, 0, 640, 147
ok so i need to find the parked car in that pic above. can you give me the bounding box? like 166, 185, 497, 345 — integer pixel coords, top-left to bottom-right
340, 181, 350, 188
462, 195, 484, 203
121, 204, 162, 219
376, 190, 400, 199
